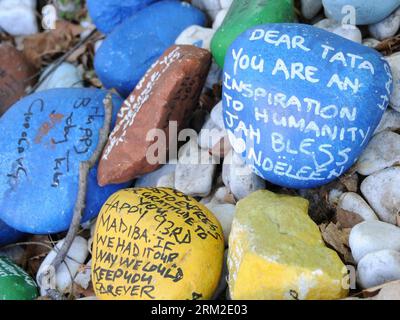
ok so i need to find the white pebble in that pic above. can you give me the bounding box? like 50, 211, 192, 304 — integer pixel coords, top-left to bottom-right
356, 131, 400, 176
175, 140, 217, 197
94, 39, 103, 53
205, 61, 223, 89
361, 167, 400, 224
74, 259, 92, 290
386, 52, 400, 112
210, 101, 224, 129
198, 114, 226, 150
338, 192, 378, 222
220, 0, 232, 9
362, 38, 381, 48
314, 19, 362, 43
369, 8, 400, 40
201, 186, 231, 205
301, 0, 322, 20
205, 202, 235, 245
375, 108, 400, 134
191, 0, 221, 19
371, 280, 400, 299
222, 150, 265, 200
157, 172, 175, 189
175, 25, 215, 51
349, 221, 400, 263
37, 236, 88, 295
135, 162, 176, 188
358, 250, 400, 289
0, 0, 38, 36
36, 62, 83, 92
328, 188, 344, 207
212, 8, 228, 30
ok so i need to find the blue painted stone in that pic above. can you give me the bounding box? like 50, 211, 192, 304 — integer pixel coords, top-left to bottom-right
0, 219, 24, 247
223, 23, 393, 189
87, 0, 160, 34
94, 0, 206, 97
322, 0, 400, 25
0, 88, 129, 234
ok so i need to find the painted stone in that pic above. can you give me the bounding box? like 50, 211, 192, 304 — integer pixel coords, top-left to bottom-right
223, 24, 393, 189
175, 25, 216, 51
228, 190, 348, 300
0, 256, 38, 300
98, 45, 211, 186
0, 219, 24, 247
0, 88, 128, 234
87, 0, 159, 34
322, 0, 400, 25
92, 188, 224, 300
94, 1, 206, 97
210, 0, 295, 67
0, 44, 36, 117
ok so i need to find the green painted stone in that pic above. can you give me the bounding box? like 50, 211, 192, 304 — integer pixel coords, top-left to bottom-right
0, 256, 38, 300
210, 0, 295, 67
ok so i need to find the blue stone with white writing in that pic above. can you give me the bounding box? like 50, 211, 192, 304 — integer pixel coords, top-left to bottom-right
322, 0, 400, 25
0, 88, 129, 234
223, 23, 392, 189
0, 219, 24, 247
87, 0, 160, 34
94, 0, 206, 97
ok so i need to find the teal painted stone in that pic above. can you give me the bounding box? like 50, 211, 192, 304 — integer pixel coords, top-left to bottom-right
0, 256, 38, 300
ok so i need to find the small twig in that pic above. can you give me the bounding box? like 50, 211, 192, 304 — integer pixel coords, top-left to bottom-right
39, 93, 113, 299
29, 28, 97, 93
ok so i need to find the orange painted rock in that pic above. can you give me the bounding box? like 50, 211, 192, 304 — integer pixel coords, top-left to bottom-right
0, 44, 36, 116
98, 45, 211, 186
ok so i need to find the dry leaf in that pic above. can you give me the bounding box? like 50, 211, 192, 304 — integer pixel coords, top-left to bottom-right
299, 187, 335, 224
70, 282, 95, 300
24, 235, 53, 277
223, 191, 237, 205
347, 280, 400, 300
66, 45, 87, 63
319, 222, 354, 265
336, 208, 364, 229
339, 171, 359, 193
23, 20, 83, 68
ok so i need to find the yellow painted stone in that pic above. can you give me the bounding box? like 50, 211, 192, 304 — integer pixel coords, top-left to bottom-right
92, 187, 224, 300
228, 190, 348, 300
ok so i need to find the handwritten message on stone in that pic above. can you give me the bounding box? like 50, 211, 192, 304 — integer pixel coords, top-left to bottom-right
92, 187, 224, 300
0, 88, 124, 234
223, 23, 393, 189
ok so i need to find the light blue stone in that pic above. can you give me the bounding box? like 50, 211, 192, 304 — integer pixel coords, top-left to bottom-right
322, 0, 400, 25
87, 0, 160, 34
0, 88, 129, 234
223, 23, 393, 189
94, 0, 206, 97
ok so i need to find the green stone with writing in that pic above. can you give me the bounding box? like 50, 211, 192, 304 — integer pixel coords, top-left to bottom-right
211, 0, 295, 67
0, 256, 38, 300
